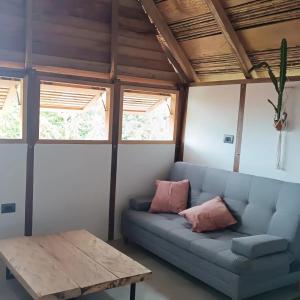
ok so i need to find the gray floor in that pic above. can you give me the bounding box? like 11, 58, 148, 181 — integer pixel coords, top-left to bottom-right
0, 240, 300, 300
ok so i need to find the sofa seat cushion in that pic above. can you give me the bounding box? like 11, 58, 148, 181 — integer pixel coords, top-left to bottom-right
124, 210, 187, 239
166, 228, 207, 249
124, 210, 244, 251
124, 210, 293, 276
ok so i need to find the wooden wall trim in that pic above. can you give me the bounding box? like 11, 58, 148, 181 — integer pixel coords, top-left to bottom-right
190, 76, 300, 87
108, 80, 121, 240
24, 69, 40, 236
174, 85, 189, 162
0, 68, 25, 79
25, 0, 33, 70
233, 84, 247, 172
110, 0, 119, 81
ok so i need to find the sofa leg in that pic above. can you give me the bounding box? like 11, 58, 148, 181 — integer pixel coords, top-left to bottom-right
231, 292, 241, 300
123, 236, 129, 245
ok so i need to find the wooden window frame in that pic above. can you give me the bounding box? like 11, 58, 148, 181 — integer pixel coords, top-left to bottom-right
36, 75, 113, 145
119, 85, 179, 144
0, 71, 26, 144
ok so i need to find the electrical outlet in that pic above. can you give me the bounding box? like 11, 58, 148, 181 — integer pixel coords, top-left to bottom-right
1, 203, 16, 214
224, 135, 234, 144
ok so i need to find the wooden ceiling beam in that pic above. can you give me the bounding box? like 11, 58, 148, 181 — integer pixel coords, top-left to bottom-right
204, 0, 256, 79
139, 0, 199, 83
159, 41, 189, 85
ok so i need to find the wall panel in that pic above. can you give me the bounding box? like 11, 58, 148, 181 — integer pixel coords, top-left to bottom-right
115, 144, 175, 238
33, 144, 111, 239
184, 85, 240, 170
0, 144, 27, 239
240, 82, 300, 182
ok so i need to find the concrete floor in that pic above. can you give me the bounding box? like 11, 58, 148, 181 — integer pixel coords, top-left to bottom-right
0, 240, 300, 300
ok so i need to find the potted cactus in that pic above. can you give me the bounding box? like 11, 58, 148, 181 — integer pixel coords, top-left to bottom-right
249, 38, 288, 131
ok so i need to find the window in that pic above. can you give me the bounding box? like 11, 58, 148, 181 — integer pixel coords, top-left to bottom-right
0, 78, 23, 139
121, 89, 177, 142
39, 82, 110, 141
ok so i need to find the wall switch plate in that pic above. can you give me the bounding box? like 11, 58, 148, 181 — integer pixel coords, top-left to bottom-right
224, 135, 234, 144
1, 203, 16, 214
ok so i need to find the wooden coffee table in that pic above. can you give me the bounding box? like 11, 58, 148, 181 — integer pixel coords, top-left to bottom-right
0, 230, 151, 299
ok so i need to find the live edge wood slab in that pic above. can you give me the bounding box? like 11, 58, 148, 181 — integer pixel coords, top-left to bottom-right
0, 230, 152, 300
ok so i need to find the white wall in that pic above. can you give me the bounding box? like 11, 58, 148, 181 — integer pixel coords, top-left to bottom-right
0, 144, 27, 239
0, 142, 175, 241
240, 82, 300, 182
115, 144, 175, 238
184, 85, 240, 170
33, 144, 111, 239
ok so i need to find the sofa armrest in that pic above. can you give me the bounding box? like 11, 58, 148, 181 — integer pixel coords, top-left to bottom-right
231, 234, 288, 259
129, 196, 153, 211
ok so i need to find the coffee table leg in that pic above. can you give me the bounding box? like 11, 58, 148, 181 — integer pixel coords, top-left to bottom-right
130, 283, 136, 300
6, 267, 15, 280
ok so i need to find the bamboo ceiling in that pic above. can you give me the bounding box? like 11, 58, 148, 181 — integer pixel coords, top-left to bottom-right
153, 0, 300, 82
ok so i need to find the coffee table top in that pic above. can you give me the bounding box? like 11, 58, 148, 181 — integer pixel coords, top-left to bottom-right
0, 230, 151, 300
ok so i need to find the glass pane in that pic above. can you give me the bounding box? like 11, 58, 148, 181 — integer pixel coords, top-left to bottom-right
0, 78, 22, 139
39, 82, 109, 140
122, 91, 175, 141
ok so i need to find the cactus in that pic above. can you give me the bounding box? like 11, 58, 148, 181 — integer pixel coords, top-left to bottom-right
249, 38, 287, 122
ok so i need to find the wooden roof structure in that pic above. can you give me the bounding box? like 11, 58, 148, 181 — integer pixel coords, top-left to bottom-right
40, 83, 105, 110
123, 90, 170, 112
0, 78, 21, 110
145, 0, 300, 83
0, 0, 299, 85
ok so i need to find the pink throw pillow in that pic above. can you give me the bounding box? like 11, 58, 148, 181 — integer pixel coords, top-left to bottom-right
179, 196, 237, 232
149, 179, 189, 213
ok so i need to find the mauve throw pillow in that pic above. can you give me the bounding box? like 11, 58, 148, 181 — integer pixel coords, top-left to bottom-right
149, 179, 189, 213
179, 196, 237, 232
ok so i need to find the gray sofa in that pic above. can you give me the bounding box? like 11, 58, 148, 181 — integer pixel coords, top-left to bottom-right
122, 162, 300, 299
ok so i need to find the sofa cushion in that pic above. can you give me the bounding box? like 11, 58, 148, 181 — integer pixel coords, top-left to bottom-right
149, 180, 189, 213
179, 196, 237, 232
231, 234, 288, 259
130, 196, 152, 211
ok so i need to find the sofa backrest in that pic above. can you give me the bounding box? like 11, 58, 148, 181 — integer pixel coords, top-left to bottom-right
170, 162, 300, 261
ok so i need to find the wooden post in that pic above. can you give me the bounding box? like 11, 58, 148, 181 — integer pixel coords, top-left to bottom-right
24, 69, 40, 236
108, 80, 121, 240
174, 84, 189, 162
233, 84, 247, 172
